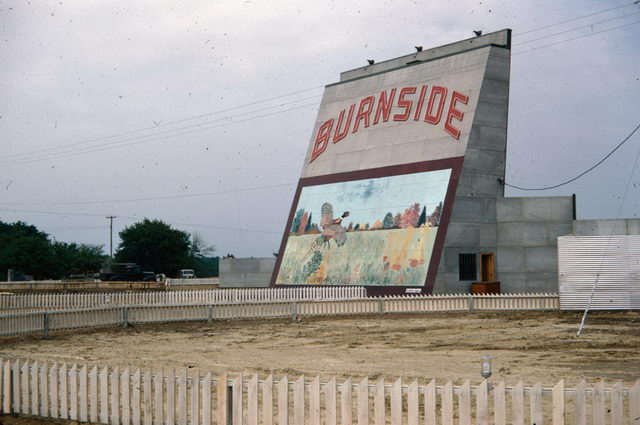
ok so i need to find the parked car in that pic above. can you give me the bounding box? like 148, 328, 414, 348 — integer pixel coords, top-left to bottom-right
179, 269, 196, 279
99, 263, 156, 282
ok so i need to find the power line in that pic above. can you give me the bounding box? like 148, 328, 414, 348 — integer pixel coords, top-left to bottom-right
0, 208, 283, 235
516, 1, 639, 36
0, 101, 320, 167
4, 14, 636, 166
513, 11, 640, 46
0, 176, 453, 206
576, 113, 640, 337
0, 85, 324, 161
0, 93, 321, 164
512, 20, 640, 55
3, 2, 637, 165
503, 121, 640, 191
0, 182, 297, 206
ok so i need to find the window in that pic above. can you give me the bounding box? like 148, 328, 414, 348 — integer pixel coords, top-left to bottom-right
459, 253, 477, 281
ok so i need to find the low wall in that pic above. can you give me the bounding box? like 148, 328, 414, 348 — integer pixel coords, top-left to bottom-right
573, 218, 640, 236
219, 258, 276, 288
0, 281, 165, 292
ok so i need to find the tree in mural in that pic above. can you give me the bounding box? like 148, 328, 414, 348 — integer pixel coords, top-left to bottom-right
400, 203, 421, 228
382, 212, 394, 229
304, 213, 313, 232
417, 205, 427, 227
298, 212, 309, 233
428, 201, 443, 227
291, 209, 305, 233
393, 213, 402, 228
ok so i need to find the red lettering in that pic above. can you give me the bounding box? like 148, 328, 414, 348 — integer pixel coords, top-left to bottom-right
373, 89, 396, 124
352, 96, 375, 133
424, 86, 448, 124
310, 119, 334, 163
444, 91, 468, 140
393, 87, 416, 121
333, 104, 355, 143
413, 85, 428, 121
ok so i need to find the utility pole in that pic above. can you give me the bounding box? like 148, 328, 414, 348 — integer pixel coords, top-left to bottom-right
106, 216, 116, 259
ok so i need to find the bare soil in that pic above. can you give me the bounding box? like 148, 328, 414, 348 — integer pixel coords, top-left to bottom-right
1, 311, 639, 387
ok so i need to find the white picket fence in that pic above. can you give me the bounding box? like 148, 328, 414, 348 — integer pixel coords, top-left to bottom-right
0, 287, 366, 311
165, 278, 220, 286
0, 293, 559, 338
0, 359, 638, 425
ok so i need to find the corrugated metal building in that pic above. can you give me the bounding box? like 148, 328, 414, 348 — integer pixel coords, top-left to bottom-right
558, 235, 640, 310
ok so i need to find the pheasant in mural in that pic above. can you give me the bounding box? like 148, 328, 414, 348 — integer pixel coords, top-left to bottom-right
304, 203, 350, 259
320, 202, 350, 248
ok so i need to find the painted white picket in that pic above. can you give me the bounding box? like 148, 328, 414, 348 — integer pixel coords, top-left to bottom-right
0, 359, 638, 425
0, 293, 560, 337
0, 287, 367, 310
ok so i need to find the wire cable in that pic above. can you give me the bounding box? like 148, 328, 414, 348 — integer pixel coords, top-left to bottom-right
0, 208, 282, 235
513, 11, 640, 46
503, 122, 640, 191
0, 182, 297, 206
0, 95, 321, 165
0, 101, 320, 167
4, 15, 637, 166
516, 1, 639, 36
513, 20, 640, 55
0, 85, 324, 161
576, 117, 640, 337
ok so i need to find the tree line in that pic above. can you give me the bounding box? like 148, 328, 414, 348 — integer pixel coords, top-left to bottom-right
0, 218, 222, 280
290, 201, 443, 235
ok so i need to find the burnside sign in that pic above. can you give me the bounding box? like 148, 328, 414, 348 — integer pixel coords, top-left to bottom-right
310, 85, 469, 163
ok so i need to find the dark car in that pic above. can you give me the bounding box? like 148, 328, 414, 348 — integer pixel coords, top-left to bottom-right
100, 263, 155, 281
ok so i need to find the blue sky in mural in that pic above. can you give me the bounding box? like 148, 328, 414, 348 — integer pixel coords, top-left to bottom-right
297, 169, 452, 226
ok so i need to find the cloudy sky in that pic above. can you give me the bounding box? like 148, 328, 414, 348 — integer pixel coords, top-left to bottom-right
1, 0, 639, 258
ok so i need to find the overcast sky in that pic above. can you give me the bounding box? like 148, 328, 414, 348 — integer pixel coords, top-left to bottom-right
1, 0, 639, 258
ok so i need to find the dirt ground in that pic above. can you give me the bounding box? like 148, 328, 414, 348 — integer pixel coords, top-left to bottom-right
1, 311, 639, 387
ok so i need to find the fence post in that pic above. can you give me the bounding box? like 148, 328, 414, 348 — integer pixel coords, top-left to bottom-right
123, 307, 129, 328
468, 296, 474, 311
378, 299, 384, 316
291, 302, 297, 321
208, 305, 213, 323
42, 313, 49, 340
227, 383, 233, 425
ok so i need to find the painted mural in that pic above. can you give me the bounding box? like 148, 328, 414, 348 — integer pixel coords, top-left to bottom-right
275, 168, 451, 286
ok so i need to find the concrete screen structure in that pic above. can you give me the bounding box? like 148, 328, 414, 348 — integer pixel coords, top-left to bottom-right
271, 30, 511, 295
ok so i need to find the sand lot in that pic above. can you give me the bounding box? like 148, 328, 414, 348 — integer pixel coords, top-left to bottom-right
1, 311, 639, 387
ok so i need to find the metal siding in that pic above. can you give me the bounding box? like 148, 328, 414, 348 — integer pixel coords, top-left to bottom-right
558, 236, 640, 310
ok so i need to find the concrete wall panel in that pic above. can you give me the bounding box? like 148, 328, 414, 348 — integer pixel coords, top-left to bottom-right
469, 125, 507, 152
221, 258, 275, 288
524, 246, 558, 272
496, 247, 524, 272
461, 148, 505, 176
496, 196, 573, 293
444, 223, 481, 246
573, 219, 640, 236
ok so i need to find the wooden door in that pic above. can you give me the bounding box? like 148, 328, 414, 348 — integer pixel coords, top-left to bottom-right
480, 253, 495, 282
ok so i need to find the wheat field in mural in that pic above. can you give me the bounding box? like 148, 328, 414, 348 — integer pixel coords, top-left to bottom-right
276, 225, 438, 286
